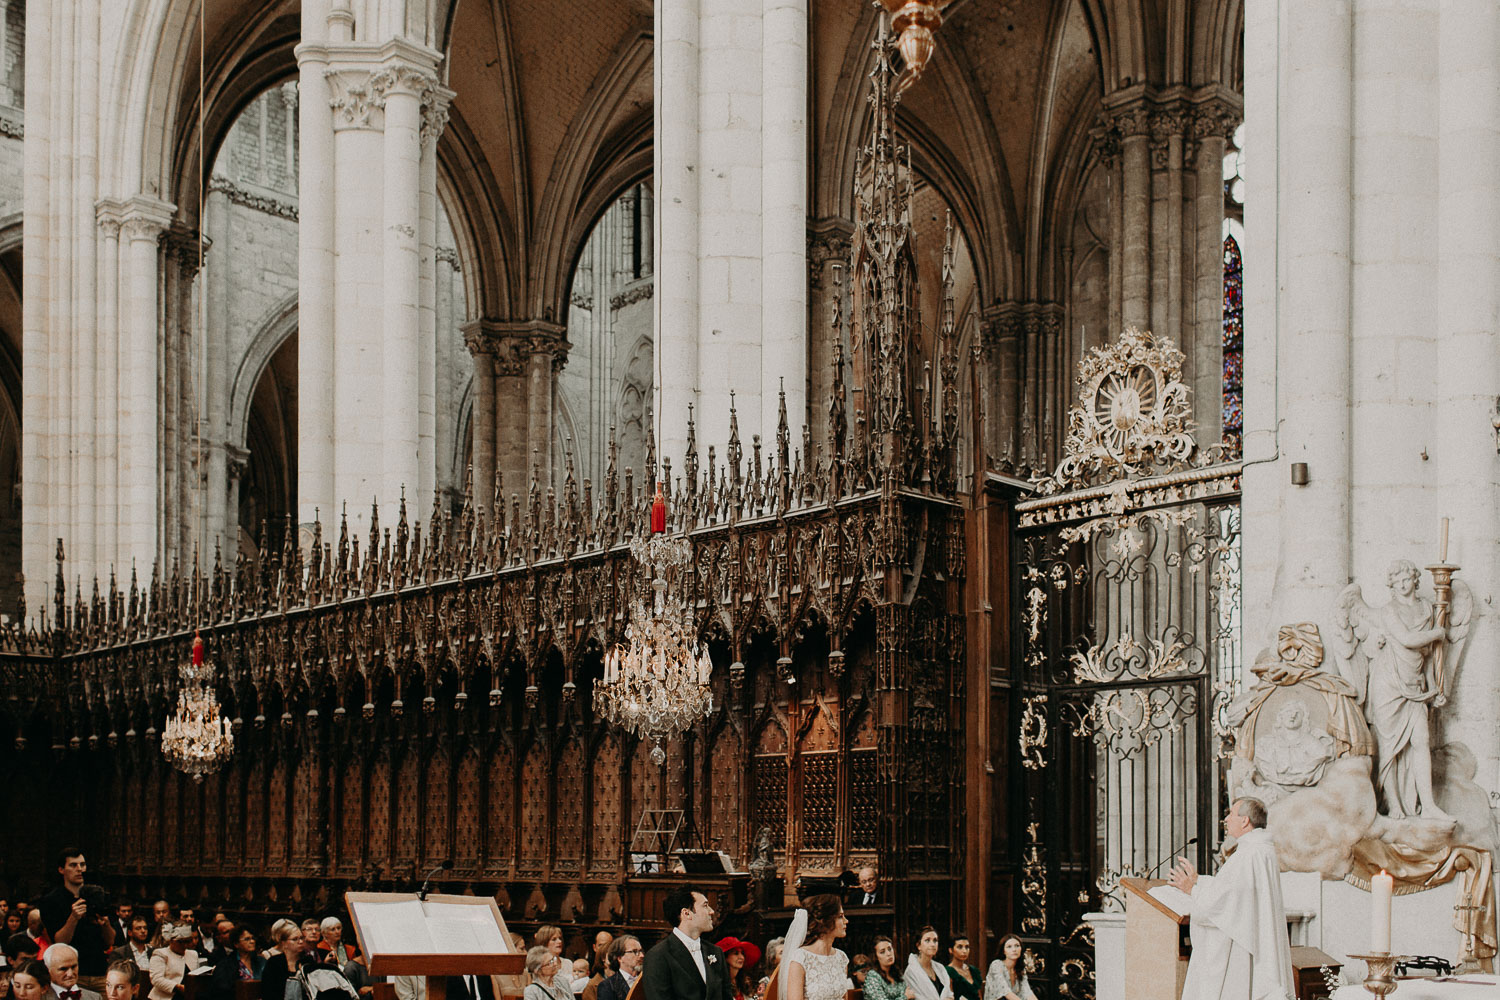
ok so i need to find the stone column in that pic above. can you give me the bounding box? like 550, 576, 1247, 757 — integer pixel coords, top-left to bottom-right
527, 346, 556, 487
120, 199, 174, 568
463, 323, 496, 509
1190, 115, 1231, 446
296, 0, 336, 530
655, 0, 700, 464
1433, 0, 1500, 800
1240, 0, 1353, 641
1116, 105, 1151, 329
435, 250, 458, 498
308, 31, 443, 535
417, 92, 451, 515
205, 182, 233, 559
94, 204, 124, 575
761, 0, 808, 449
379, 66, 426, 508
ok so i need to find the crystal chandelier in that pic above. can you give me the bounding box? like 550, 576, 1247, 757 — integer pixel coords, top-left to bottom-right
162, 632, 234, 779
594, 485, 713, 764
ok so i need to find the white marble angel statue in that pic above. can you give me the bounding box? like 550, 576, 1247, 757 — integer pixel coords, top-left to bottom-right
1332, 559, 1472, 821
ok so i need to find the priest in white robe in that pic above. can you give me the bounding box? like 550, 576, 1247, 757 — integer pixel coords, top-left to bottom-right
1168, 798, 1294, 1000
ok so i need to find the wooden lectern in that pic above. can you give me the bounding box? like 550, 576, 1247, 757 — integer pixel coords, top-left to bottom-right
1121, 878, 1190, 1000
346, 892, 525, 1000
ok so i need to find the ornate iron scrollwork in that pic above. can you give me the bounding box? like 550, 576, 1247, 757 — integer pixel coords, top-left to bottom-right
1019, 694, 1048, 770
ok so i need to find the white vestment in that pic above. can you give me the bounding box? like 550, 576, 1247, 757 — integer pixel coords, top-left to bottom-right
1181, 828, 1294, 1000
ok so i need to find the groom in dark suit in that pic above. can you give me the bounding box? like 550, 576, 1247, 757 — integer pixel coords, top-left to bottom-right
641, 887, 732, 1000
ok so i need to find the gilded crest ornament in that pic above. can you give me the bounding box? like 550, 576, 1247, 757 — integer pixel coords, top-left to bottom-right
1040, 327, 1198, 493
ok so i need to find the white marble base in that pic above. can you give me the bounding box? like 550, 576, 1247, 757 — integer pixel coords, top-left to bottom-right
1083, 911, 1127, 1000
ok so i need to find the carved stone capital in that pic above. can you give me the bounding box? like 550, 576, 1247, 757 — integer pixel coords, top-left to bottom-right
96, 199, 128, 240
980, 301, 1064, 356
462, 319, 570, 377
162, 225, 210, 278
420, 86, 455, 149
1095, 87, 1242, 171
807, 218, 854, 291
279, 80, 299, 111
325, 69, 384, 131
370, 63, 435, 101
120, 196, 175, 243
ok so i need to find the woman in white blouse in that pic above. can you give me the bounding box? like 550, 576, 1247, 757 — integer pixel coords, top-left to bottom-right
982, 936, 1036, 1000
902, 929, 950, 1000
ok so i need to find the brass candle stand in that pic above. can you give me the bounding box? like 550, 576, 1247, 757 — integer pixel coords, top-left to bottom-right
1347, 953, 1403, 996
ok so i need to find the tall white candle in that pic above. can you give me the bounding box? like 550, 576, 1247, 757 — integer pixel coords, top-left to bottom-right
1371, 870, 1394, 952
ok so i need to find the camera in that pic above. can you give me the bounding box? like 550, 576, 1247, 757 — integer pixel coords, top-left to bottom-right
79, 884, 112, 918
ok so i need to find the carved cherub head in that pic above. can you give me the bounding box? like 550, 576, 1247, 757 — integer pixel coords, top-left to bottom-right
1274, 700, 1307, 733
1386, 559, 1420, 596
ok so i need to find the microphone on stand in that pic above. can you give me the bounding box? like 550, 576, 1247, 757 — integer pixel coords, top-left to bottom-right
1144, 836, 1199, 878
418, 859, 454, 901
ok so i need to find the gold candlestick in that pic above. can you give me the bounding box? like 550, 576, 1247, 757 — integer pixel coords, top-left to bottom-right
1427, 517, 1459, 698
1348, 952, 1402, 996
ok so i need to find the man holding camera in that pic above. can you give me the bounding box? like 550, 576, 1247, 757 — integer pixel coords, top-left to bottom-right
39, 849, 114, 994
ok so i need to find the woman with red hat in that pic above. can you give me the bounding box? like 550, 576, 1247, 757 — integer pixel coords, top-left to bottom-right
715, 938, 761, 1000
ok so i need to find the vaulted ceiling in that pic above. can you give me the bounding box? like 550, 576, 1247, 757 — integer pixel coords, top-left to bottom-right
165, 0, 1240, 319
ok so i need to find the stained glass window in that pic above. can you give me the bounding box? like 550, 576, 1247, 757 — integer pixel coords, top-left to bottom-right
1222, 235, 1243, 453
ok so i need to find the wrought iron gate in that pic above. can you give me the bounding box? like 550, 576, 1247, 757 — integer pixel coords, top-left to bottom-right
1003, 329, 1243, 998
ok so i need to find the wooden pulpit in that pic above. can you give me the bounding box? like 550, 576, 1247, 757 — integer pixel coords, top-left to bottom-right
346, 892, 525, 1000
1121, 878, 1189, 1000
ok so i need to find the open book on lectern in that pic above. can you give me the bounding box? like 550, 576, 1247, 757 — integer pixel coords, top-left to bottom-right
346, 892, 523, 977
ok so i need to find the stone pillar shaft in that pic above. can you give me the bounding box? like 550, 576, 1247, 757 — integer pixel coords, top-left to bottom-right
381, 77, 423, 506
655, 0, 700, 465
760, 0, 808, 449
295, 13, 336, 528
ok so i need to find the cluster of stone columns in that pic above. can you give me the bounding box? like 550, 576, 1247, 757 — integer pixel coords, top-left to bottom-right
655, 0, 810, 463
21, 0, 195, 613
462, 320, 568, 504
296, 0, 452, 535
1091, 87, 1241, 446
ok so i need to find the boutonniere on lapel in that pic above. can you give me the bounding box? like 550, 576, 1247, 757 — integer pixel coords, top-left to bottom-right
707, 955, 719, 966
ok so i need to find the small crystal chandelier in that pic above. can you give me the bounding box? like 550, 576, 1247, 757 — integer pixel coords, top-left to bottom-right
162, 632, 234, 780
594, 484, 713, 764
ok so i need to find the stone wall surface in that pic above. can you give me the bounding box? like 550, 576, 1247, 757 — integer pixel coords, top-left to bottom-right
1243, 0, 1500, 800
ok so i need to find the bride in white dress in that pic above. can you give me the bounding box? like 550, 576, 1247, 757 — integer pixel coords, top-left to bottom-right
780, 895, 851, 1000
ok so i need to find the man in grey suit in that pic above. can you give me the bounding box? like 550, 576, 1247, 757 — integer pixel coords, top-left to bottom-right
641, 888, 732, 1000
44, 944, 103, 1000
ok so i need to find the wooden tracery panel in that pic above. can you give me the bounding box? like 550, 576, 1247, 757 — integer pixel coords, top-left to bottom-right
368, 754, 391, 866
518, 743, 548, 875
709, 725, 744, 860
454, 749, 481, 870
162, 771, 180, 866
143, 762, 161, 865
268, 759, 288, 865
630, 738, 663, 815
107, 773, 126, 864
246, 760, 266, 864
554, 738, 584, 874
424, 748, 451, 866
396, 752, 420, 864
337, 764, 364, 875
224, 762, 244, 870
850, 709, 879, 851
486, 743, 515, 873
179, 774, 202, 868
752, 721, 788, 851
202, 771, 222, 869
589, 735, 622, 873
